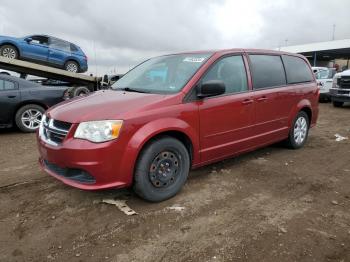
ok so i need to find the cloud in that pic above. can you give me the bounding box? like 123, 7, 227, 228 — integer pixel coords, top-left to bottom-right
0, 0, 350, 74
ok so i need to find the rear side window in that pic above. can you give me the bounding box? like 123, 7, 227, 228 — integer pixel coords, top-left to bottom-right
70, 44, 79, 52
202, 55, 248, 94
282, 55, 314, 84
249, 55, 286, 89
50, 38, 71, 52
0, 80, 16, 90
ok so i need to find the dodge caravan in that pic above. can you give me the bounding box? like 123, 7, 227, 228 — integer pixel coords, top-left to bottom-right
37, 49, 319, 202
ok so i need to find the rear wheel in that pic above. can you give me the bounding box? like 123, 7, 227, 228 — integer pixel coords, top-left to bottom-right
71, 86, 90, 97
286, 111, 309, 149
133, 136, 190, 202
15, 104, 45, 133
64, 60, 79, 73
0, 45, 18, 59
332, 101, 344, 107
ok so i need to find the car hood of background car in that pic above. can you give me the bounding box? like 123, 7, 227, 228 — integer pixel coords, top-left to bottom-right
0, 35, 19, 41
47, 90, 177, 123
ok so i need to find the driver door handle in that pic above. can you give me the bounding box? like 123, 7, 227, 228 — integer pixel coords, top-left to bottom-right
256, 96, 268, 102
242, 99, 254, 105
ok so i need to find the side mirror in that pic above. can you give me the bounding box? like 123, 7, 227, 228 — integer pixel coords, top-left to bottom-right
197, 80, 226, 98
25, 37, 32, 43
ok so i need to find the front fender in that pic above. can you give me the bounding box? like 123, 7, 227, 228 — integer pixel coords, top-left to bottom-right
0, 39, 22, 56
119, 118, 200, 186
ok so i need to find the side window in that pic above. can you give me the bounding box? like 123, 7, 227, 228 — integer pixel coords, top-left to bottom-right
0, 80, 15, 90
31, 35, 49, 45
50, 38, 71, 52
70, 44, 79, 52
202, 55, 248, 94
282, 55, 314, 84
4, 80, 15, 90
249, 55, 286, 89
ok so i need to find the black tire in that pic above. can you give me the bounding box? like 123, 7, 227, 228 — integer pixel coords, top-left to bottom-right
0, 44, 19, 59
64, 60, 79, 73
133, 136, 190, 202
286, 111, 310, 149
332, 101, 344, 108
72, 86, 90, 97
15, 104, 45, 133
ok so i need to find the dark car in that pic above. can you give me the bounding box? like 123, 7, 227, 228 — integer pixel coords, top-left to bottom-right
0, 34, 88, 73
0, 74, 68, 132
37, 49, 319, 202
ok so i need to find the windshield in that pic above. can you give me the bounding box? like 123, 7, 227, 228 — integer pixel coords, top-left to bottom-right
315, 68, 336, 79
112, 53, 212, 94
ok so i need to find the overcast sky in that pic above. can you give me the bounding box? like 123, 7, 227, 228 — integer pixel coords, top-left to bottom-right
1, 0, 350, 75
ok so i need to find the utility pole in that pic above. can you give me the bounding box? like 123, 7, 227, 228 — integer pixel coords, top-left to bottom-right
332, 24, 336, 41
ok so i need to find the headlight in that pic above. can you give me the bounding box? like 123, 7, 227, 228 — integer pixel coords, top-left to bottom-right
38, 114, 46, 137
332, 75, 340, 88
74, 120, 123, 143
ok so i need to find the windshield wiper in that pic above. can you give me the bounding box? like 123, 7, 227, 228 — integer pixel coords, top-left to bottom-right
118, 87, 150, 93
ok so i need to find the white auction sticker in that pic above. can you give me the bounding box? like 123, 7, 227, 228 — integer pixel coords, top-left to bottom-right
183, 57, 206, 63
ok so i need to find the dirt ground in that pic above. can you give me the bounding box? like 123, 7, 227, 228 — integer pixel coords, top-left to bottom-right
0, 103, 349, 262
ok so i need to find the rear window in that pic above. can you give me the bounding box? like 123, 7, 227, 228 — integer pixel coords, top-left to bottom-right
249, 55, 286, 89
282, 55, 314, 84
70, 44, 79, 52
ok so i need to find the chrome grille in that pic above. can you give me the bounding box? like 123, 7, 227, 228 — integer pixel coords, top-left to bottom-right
339, 76, 350, 89
41, 116, 71, 146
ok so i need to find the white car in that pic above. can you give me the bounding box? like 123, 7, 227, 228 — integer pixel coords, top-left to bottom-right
312, 67, 336, 101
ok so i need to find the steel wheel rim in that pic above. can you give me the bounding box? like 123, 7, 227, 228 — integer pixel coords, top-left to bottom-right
2, 47, 16, 59
149, 151, 180, 188
294, 116, 307, 145
66, 63, 78, 72
21, 109, 42, 130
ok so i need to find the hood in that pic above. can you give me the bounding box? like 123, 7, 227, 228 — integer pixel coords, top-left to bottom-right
0, 35, 19, 41
47, 90, 174, 123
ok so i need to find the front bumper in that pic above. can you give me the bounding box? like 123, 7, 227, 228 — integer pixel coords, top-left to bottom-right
37, 133, 130, 190
330, 88, 350, 102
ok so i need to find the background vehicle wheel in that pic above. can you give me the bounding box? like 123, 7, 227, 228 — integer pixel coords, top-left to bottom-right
65, 60, 79, 73
133, 136, 190, 202
332, 101, 344, 107
0, 45, 18, 59
15, 104, 45, 133
72, 86, 90, 97
286, 111, 309, 149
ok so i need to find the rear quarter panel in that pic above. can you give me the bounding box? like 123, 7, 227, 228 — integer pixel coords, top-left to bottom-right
20, 87, 66, 108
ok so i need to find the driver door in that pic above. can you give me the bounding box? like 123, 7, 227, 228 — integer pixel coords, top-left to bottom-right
197, 55, 255, 163
21, 35, 49, 62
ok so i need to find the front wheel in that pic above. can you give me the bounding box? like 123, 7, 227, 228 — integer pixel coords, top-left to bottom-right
286, 111, 310, 149
0, 45, 18, 59
332, 101, 344, 108
133, 136, 190, 202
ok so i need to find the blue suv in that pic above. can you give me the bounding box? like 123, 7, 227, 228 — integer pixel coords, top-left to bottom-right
0, 34, 88, 73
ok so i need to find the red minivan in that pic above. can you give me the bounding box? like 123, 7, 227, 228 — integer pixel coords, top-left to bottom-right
37, 49, 319, 202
